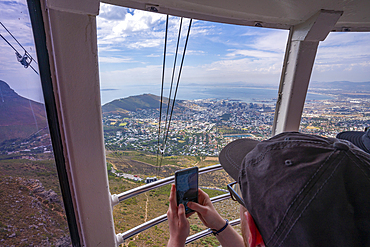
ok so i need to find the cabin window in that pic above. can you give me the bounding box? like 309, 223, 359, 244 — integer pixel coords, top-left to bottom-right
97, 3, 288, 246
0, 0, 71, 245
301, 32, 370, 137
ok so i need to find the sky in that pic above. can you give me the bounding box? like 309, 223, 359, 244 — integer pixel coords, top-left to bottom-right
0, 0, 369, 104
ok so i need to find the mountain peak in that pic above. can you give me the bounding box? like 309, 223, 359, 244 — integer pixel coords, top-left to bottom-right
102, 93, 185, 114
0, 80, 19, 98
0, 80, 47, 143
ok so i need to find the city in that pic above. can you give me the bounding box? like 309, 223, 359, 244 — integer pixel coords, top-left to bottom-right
102, 94, 370, 158
2, 92, 369, 163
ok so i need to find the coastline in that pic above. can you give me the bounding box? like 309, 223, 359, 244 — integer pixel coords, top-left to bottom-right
100, 86, 335, 105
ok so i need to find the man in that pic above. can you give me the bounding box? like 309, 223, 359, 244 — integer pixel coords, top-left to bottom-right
167, 132, 370, 246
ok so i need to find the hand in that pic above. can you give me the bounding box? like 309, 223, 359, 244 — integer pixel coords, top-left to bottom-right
187, 189, 226, 230
167, 184, 190, 247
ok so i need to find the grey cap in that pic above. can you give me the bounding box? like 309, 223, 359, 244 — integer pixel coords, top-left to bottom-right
219, 132, 370, 246
218, 138, 259, 181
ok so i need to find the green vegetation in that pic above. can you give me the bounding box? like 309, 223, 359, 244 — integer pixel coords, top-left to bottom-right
202, 189, 225, 198
152, 184, 171, 197
202, 236, 219, 246
124, 198, 138, 205
107, 162, 113, 172
102, 94, 187, 113
221, 113, 232, 121
190, 224, 202, 231
128, 241, 137, 247
218, 127, 249, 135
0, 156, 60, 195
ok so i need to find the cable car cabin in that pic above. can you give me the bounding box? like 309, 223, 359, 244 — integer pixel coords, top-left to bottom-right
1, 0, 369, 246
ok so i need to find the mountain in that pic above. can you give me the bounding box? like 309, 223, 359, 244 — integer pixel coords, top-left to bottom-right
102, 93, 187, 114
309, 81, 370, 92
0, 80, 47, 143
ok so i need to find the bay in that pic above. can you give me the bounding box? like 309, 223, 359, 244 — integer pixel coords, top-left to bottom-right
100, 85, 334, 105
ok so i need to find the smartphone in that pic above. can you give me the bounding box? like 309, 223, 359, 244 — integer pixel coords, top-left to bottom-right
175, 167, 199, 214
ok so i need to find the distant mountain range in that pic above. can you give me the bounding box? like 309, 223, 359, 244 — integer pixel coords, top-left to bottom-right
309, 81, 370, 91
102, 93, 187, 115
102, 81, 370, 114
0, 80, 47, 143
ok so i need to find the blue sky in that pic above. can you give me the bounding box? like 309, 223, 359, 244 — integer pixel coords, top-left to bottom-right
0, 1, 369, 104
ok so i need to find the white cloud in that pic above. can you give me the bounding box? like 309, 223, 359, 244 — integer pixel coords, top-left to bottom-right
226, 49, 282, 59
311, 32, 370, 81
196, 57, 282, 78
97, 4, 168, 49
100, 65, 162, 88
127, 39, 162, 49
99, 54, 283, 94
99, 3, 128, 20
99, 56, 133, 63
247, 29, 289, 52
97, 4, 196, 57
147, 54, 160, 57
185, 50, 205, 56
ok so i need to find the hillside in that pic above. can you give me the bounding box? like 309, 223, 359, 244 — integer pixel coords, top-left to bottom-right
102, 93, 187, 114
0, 80, 47, 143
0, 157, 70, 246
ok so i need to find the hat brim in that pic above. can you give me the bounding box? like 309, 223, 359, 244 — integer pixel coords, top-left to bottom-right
219, 138, 259, 181
336, 131, 368, 152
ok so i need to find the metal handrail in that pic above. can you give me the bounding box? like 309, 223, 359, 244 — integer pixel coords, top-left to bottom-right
185, 218, 241, 244
115, 193, 231, 245
111, 164, 223, 206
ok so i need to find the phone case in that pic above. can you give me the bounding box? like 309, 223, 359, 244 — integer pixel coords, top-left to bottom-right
175, 167, 199, 214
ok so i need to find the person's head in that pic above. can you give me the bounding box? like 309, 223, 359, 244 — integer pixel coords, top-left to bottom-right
220, 132, 370, 247
336, 127, 370, 154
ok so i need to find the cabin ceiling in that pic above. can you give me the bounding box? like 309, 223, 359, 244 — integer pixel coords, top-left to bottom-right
103, 0, 370, 31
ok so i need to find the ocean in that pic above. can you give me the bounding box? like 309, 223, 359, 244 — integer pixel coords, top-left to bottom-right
100, 85, 334, 105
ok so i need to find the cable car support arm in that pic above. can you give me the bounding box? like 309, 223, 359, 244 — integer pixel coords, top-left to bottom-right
272, 10, 342, 135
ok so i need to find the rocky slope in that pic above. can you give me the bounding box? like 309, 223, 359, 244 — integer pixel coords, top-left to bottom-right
0, 176, 70, 246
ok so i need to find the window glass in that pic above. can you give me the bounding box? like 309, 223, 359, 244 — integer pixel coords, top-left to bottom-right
97, 3, 288, 246
0, 1, 70, 245
301, 32, 370, 137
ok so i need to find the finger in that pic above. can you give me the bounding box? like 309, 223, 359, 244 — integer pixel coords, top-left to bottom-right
169, 184, 177, 213
187, 201, 208, 215
186, 211, 195, 218
178, 204, 188, 224
197, 189, 210, 204
198, 188, 209, 198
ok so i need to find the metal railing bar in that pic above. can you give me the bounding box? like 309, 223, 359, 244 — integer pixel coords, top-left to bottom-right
114, 164, 223, 204
115, 192, 231, 245
185, 218, 241, 244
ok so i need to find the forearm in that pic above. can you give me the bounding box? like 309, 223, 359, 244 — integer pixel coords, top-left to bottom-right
167, 238, 185, 247
215, 224, 244, 247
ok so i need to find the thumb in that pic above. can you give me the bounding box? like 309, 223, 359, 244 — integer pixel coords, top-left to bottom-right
187, 201, 208, 215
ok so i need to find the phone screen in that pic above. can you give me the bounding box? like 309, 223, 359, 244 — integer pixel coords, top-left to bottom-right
175, 167, 198, 214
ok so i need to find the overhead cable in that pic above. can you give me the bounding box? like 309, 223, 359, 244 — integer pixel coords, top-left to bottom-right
157, 18, 193, 172
158, 17, 183, 167
156, 15, 169, 175
0, 22, 38, 74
